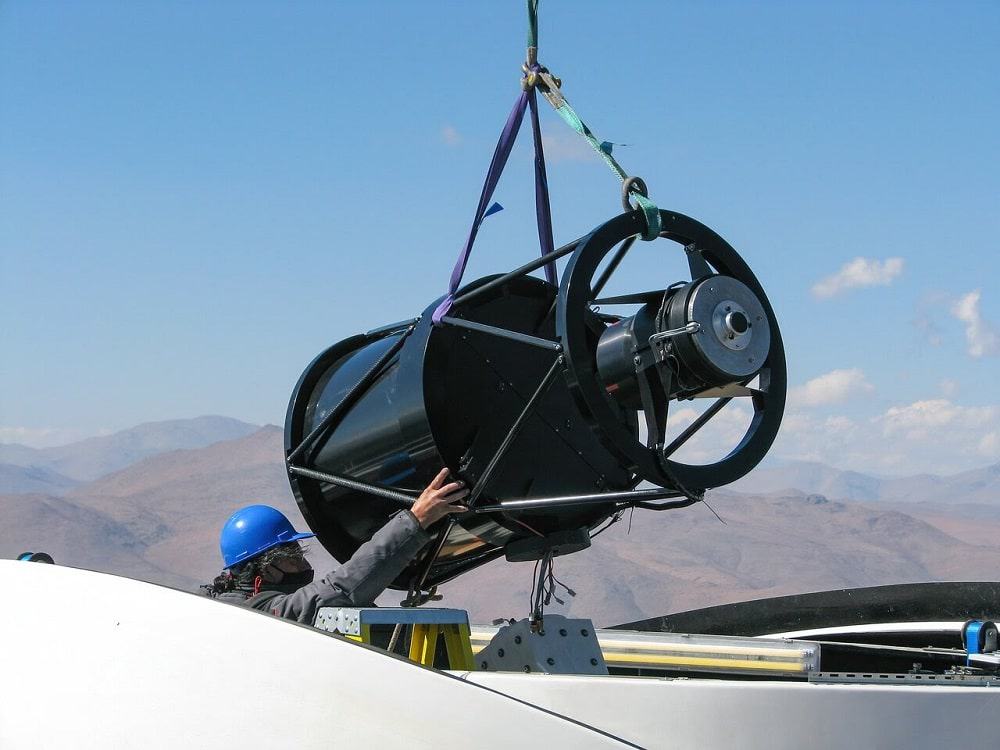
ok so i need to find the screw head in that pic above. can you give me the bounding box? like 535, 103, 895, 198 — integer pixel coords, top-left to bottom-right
523, 665, 531, 673
481, 661, 488, 669
497, 648, 505, 658
590, 658, 599, 666
559, 628, 568, 637
581, 629, 589, 637
513, 635, 522, 644
546, 657, 555, 666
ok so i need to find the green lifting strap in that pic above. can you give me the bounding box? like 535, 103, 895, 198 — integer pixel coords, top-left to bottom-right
552, 103, 661, 241
526, 0, 539, 50
525, 0, 660, 241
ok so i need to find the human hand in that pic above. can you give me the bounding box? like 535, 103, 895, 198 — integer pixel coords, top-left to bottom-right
410, 468, 470, 529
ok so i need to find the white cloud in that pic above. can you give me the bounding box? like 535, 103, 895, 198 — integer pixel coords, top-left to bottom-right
541, 132, 600, 164
661, 402, 754, 464
764, 398, 1000, 475
788, 368, 874, 407
811, 257, 904, 299
951, 290, 1000, 358
880, 399, 998, 441
441, 125, 462, 146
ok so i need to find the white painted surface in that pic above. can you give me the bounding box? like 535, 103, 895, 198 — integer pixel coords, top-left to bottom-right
0, 562, 629, 749
6, 561, 997, 750
764, 620, 964, 639
459, 670, 1000, 749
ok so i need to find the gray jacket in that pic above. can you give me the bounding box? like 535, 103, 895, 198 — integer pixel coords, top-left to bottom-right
217, 510, 430, 624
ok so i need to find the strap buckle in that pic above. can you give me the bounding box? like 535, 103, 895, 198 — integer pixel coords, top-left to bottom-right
522, 62, 565, 109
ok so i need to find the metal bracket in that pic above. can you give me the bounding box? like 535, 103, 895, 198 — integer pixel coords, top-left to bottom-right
648, 321, 701, 346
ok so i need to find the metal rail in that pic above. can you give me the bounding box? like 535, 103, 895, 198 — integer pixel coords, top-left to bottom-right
439, 316, 562, 352
287, 465, 417, 506
448, 237, 582, 310
287, 322, 417, 465
471, 487, 687, 514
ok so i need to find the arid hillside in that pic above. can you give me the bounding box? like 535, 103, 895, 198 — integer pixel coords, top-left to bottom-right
3, 423, 999, 626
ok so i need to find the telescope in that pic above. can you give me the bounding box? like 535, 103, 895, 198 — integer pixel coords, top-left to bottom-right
284, 209, 785, 589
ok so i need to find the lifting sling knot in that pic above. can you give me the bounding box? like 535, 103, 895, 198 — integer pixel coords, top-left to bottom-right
521, 62, 565, 110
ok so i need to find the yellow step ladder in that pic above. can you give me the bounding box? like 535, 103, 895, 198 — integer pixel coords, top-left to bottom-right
313, 607, 475, 670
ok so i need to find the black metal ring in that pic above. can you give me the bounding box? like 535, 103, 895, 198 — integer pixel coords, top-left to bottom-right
621, 176, 649, 213
556, 209, 787, 490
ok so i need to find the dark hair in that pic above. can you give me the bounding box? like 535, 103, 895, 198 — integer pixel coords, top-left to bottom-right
201, 542, 307, 597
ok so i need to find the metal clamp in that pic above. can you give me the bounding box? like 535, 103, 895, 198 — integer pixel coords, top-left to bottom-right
648, 321, 701, 345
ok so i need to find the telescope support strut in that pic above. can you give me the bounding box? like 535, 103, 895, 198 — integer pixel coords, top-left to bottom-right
439, 316, 562, 352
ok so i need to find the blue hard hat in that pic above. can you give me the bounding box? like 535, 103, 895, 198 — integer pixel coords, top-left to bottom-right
220, 505, 315, 569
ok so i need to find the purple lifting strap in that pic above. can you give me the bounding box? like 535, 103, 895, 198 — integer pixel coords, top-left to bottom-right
432, 78, 557, 324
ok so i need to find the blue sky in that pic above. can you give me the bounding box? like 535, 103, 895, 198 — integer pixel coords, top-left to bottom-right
2, 1, 998, 475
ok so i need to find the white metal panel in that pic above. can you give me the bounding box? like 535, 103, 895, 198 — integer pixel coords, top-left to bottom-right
459, 670, 1000, 749
0, 562, 630, 749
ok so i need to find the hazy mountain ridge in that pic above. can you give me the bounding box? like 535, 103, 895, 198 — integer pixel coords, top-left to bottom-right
0, 492, 193, 589
0, 415, 259, 483
4, 422, 1000, 625
440, 489, 1000, 625
0, 463, 79, 495
733, 459, 1000, 505
66, 425, 336, 584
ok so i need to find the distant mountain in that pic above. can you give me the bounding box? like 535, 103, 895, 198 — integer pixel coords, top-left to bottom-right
66, 425, 335, 584
0, 463, 79, 495
7, 425, 1000, 626
733, 460, 1000, 505
0, 493, 194, 589
0, 416, 259, 483
440, 490, 1000, 626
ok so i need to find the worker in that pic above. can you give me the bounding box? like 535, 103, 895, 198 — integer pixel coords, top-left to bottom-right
202, 468, 468, 623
